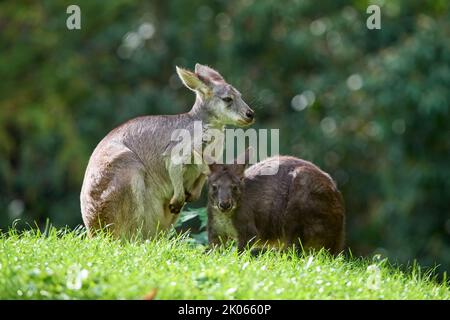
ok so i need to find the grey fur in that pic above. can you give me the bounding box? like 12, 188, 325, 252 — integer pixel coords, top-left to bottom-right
80, 64, 254, 239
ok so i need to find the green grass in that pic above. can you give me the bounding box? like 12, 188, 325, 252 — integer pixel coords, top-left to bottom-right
0, 226, 448, 300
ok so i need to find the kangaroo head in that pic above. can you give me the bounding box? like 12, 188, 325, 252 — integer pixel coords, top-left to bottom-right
207, 148, 252, 213
207, 164, 244, 213
176, 63, 255, 126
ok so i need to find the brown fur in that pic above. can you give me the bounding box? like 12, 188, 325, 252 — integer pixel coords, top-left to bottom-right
207, 155, 346, 254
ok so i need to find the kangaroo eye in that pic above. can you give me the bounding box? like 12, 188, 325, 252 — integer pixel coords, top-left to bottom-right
221, 97, 233, 104
231, 185, 238, 191
211, 184, 218, 191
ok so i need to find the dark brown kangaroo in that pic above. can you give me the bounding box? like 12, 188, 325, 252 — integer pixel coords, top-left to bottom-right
206, 152, 345, 254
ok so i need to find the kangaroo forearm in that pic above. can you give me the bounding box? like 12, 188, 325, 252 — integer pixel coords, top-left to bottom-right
192, 173, 206, 191
167, 162, 186, 214
167, 163, 185, 197
186, 174, 206, 202
237, 226, 258, 252
208, 228, 221, 247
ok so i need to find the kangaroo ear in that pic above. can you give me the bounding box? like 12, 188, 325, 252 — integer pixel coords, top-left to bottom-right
233, 147, 255, 177
235, 147, 255, 166
202, 152, 216, 165
207, 162, 221, 174
232, 164, 246, 178
176, 66, 211, 95
195, 63, 225, 84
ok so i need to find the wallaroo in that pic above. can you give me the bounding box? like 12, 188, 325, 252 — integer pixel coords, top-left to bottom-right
207, 148, 345, 254
80, 64, 255, 239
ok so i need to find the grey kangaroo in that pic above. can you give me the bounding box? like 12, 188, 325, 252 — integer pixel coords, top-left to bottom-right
207, 150, 345, 254
80, 64, 255, 239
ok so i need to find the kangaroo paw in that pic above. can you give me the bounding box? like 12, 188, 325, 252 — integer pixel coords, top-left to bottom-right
184, 191, 192, 202
185, 191, 200, 202
169, 197, 185, 214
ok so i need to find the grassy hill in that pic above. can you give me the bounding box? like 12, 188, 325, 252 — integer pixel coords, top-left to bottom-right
0, 226, 448, 300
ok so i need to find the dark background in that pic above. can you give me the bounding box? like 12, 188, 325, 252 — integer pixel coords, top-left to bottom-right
0, 0, 449, 274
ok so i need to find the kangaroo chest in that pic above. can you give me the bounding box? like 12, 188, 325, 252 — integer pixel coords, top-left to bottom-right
183, 124, 225, 188
211, 212, 239, 240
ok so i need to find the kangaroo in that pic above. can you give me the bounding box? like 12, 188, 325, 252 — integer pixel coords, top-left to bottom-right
80, 64, 255, 239
206, 150, 345, 254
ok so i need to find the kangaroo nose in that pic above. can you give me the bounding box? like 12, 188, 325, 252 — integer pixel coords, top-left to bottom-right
219, 201, 231, 211
245, 109, 254, 120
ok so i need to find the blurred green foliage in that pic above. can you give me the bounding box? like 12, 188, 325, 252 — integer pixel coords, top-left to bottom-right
0, 0, 449, 273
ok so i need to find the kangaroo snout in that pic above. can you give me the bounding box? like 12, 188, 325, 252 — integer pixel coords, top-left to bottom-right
218, 200, 232, 211
238, 107, 255, 126
245, 109, 255, 121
